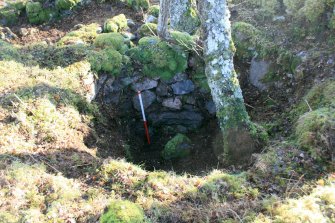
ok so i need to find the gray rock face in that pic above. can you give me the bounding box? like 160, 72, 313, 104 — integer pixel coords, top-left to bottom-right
131, 78, 158, 92
162, 98, 182, 110
121, 75, 140, 87
149, 111, 203, 129
171, 80, 195, 95
132, 90, 156, 111
205, 101, 216, 115
249, 58, 271, 91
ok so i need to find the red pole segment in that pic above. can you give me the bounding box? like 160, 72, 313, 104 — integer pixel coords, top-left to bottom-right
138, 91, 151, 144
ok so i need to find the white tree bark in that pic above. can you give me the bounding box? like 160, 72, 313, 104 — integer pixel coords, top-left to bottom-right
157, 0, 171, 38
199, 0, 257, 163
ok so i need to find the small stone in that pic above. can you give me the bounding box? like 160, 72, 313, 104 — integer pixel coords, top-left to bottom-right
122, 31, 136, 41
273, 16, 286, 22
171, 80, 195, 95
19, 28, 29, 36
205, 101, 216, 115
161, 133, 191, 160
185, 96, 196, 105
131, 78, 158, 92
145, 15, 157, 24
132, 90, 156, 111
162, 98, 182, 110
121, 75, 140, 87
127, 19, 136, 28
173, 73, 188, 82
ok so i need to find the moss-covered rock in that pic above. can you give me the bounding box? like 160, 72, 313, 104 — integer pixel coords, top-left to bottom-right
26, 2, 50, 24
295, 107, 335, 161
94, 33, 127, 52
88, 48, 124, 75
55, 0, 81, 10
232, 22, 261, 60
100, 200, 145, 223
148, 5, 159, 17
138, 23, 157, 36
103, 14, 128, 33
58, 23, 101, 45
0, 40, 21, 61
161, 133, 191, 160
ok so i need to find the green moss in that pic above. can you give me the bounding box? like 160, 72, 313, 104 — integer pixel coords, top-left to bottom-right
100, 200, 145, 223
104, 14, 128, 33
295, 107, 335, 161
161, 133, 191, 160
170, 30, 197, 50
292, 80, 335, 118
0, 40, 21, 61
128, 36, 188, 80
58, 23, 100, 45
249, 122, 269, 145
94, 33, 127, 52
283, 0, 305, 14
26, 2, 50, 24
125, 0, 150, 10
300, 0, 326, 23
88, 48, 124, 75
232, 22, 261, 60
56, 0, 80, 10
138, 23, 157, 36
148, 5, 159, 17
0, 7, 20, 25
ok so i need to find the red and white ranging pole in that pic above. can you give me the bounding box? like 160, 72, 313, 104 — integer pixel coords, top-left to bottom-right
137, 91, 151, 144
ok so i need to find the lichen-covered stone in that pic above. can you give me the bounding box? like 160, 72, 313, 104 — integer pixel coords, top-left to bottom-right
100, 200, 145, 223
128, 36, 188, 80
148, 5, 159, 17
161, 133, 191, 159
170, 0, 200, 34
55, 0, 81, 10
103, 14, 128, 33
26, 2, 50, 24
138, 23, 157, 36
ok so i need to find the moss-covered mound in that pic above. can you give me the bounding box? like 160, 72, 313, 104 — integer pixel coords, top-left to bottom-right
100, 200, 145, 223
148, 5, 159, 17
138, 23, 157, 36
94, 33, 127, 52
161, 133, 191, 160
295, 107, 335, 161
124, 0, 150, 10
88, 48, 124, 74
55, 0, 81, 10
26, 1, 50, 24
58, 23, 101, 45
128, 36, 188, 80
103, 14, 128, 33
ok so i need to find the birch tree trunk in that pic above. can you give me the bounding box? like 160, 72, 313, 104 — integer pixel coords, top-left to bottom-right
199, 0, 258, 163
157, 0, 171, 38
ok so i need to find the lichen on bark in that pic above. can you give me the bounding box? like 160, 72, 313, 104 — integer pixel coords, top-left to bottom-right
199, 0, 263, 164
170, 0, 200, 34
